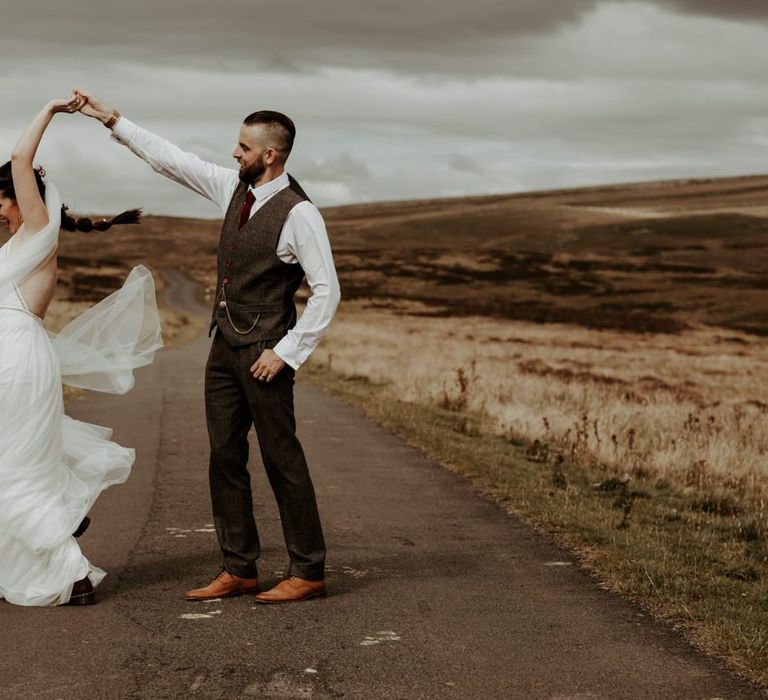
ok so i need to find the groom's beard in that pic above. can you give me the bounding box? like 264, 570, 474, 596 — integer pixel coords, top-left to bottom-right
239, 155, 267, 185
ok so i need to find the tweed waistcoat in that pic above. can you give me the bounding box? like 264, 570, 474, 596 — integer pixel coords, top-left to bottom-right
209, 176, 309, 347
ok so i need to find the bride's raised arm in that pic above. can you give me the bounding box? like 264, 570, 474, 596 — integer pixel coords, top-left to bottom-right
11, 96, 84, 237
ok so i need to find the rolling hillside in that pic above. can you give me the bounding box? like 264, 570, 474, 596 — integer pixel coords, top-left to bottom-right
46, 174, 768, 335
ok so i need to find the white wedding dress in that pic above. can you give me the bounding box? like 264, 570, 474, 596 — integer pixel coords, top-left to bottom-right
0, 182, 162, 606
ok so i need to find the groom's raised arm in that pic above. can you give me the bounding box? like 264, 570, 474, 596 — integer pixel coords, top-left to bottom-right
75, 89, 238, 213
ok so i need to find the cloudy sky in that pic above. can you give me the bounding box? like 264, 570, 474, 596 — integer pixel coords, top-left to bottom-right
2, 0, 768, 217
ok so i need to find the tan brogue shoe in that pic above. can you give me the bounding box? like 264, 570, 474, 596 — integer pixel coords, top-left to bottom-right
185, 571, 260, 601
254, 576, 326, 604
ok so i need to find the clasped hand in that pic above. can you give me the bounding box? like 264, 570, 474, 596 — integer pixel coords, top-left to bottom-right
47, 89, 101, 117
48, 89, 113, 123
48, 93, 86, 114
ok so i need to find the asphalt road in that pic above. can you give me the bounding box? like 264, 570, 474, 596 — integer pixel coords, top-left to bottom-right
0, 272, 763, 699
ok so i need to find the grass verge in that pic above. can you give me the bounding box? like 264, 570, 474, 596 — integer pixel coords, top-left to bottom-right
302, 364, 768, 689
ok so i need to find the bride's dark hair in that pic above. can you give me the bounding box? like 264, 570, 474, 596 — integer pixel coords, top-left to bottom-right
0, 161, 141, 232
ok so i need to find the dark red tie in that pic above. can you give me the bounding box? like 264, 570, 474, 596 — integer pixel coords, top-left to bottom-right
239, 190, 255, 229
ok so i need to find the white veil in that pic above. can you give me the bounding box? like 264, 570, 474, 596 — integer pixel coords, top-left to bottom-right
1, 180, 163, 394
51, 264, 163, 393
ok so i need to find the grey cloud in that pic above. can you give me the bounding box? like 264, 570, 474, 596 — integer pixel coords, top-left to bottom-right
4, 1, 768, 216
652, 1, 768, 20
1, 0, 600, 76
449, 154, 480, 173
298, 154, 371, 182
5, 0, 766, 86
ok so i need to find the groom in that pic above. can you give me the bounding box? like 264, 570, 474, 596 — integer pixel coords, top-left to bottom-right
76, 90, 340, 604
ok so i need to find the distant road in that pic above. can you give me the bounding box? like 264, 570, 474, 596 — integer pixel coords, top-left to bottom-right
158, 267, 210, 317
568, 204, 669, 219
0, 272, 762, 699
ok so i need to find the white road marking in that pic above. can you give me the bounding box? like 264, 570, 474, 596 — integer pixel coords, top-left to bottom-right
179, 609, 221, 620
360, 630, 401, 646
304, 668, 318, 674
168, 525, 215, 536
244, 672, 314, 697
543, 561, 572, 567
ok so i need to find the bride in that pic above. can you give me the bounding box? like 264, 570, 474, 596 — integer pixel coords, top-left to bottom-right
0, 96, 163, 606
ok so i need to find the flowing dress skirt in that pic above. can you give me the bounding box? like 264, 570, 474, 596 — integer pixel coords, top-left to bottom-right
0, 267, 161, 606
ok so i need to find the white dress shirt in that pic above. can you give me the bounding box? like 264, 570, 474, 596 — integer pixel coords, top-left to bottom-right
110, 117, 340, 370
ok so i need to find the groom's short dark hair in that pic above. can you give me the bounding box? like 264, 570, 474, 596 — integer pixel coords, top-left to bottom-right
243, 110, 296, 161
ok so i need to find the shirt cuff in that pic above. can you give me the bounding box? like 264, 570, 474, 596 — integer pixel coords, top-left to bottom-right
273, 337, 304, 371
110, 116, 136, 145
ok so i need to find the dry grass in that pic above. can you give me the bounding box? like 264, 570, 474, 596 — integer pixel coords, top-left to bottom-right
303, 364, 768, 688
304, 291, 768, 684
309, 302, 768, 506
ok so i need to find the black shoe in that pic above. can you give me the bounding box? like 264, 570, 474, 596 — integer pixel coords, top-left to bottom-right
73, 516, 91, 539
65, 577, 95, 606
